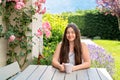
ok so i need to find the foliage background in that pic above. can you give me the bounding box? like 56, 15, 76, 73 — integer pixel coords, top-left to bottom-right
66, 10, 120, 40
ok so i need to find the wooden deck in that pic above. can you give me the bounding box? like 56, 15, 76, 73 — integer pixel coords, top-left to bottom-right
14, 65, 113, 80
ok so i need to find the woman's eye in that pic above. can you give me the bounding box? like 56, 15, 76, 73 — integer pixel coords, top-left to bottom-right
71, 31, 75, 34
67, 31, 75, 34
67, 32, 70, 34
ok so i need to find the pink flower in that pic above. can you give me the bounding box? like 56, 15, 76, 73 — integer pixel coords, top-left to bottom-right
0, 0, 2, 4
44, 29, 51, 38
15, 4, 22, 9
14, 2, 25, 10
42, 21, 51, 30
36, 8, 41, 13
36, 22, 51, 38
36, 28, 43, 37
40, 7, 46, 14
9, 35, 16, 42
35, 1, 41, 7
39, 0, 46, 3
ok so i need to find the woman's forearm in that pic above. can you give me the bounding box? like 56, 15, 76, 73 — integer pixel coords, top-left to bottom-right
52, 60, 61, 69
72, 62, 91, 71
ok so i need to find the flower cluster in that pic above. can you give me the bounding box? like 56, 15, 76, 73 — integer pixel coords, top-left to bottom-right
35, 0, 46, 14
36, 21, 51, 38
7, 0, 25, 10
0, 0, 48, 68
96, 0, 120, 17
87, 44, 115, 76
0, 0, 46, 13
0, 0, 47, 43
0, 0, 25, 10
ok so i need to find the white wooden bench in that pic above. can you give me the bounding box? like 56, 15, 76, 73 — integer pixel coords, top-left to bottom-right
0, 62, 21, 80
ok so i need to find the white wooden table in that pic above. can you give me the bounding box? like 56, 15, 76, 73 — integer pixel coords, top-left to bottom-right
14, 65, 113, 80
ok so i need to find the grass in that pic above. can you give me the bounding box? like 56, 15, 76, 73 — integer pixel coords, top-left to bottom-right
93, 40, 120, 80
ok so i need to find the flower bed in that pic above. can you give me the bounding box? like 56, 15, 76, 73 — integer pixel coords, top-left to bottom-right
87, 44, 115, 76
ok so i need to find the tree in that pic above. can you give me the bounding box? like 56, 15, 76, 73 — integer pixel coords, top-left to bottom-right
96, 0, 120, 30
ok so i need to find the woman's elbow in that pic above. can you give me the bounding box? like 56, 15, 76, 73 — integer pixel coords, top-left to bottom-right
87, 60, 91, 68
52, 59, 55, 66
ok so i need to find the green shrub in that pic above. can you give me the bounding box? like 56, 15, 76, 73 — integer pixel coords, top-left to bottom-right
67, 10, 120, 40
83, 11, 120, 40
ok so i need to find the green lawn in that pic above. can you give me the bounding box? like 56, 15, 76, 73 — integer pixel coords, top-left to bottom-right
93, 40, 120, 80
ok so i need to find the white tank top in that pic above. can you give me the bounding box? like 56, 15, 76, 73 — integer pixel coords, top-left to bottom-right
69, 52, 75, 65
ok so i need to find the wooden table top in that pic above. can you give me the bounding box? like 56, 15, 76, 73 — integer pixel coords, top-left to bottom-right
14, 65, 113, 80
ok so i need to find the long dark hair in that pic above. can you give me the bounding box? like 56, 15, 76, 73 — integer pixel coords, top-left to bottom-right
60, 23, 82, 65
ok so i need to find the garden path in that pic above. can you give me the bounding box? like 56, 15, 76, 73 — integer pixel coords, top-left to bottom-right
81, 39, 97, 45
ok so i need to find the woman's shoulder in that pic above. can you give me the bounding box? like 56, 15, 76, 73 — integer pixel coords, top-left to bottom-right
56, 42, 62, 47
59, 42, 62, 44
81, 42, 87, 47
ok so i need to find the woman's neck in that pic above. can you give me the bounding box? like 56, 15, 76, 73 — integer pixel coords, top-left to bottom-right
69, 41, 74, 46
69, 42, 74, 52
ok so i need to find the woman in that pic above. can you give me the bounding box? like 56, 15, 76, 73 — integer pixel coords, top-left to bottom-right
52, 23, 91, 72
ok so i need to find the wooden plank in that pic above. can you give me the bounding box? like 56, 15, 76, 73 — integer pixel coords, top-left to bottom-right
14, 65, 38, 80
0, 62, 21, 80
52, 69, 65, 80
76, 69, 89, 80
9, 72, 21, 80
27, 65, 47, 80
39, 66, 56, 80
87, 68, 101, 80
64, 71, 76, 80
96, 68, 113, 80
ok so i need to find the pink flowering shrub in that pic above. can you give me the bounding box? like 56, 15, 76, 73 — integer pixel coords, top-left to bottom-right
0, 0, 48, 68
35, 0, 46, 14
36, 21, 51, 38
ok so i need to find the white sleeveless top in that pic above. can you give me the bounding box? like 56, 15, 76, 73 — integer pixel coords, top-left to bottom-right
69, 52, 75, 65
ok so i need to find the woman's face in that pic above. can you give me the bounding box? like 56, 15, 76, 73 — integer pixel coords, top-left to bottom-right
66, 27, 76, 42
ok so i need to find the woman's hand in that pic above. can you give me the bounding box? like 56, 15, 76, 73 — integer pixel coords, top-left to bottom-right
59, 63, 65, 72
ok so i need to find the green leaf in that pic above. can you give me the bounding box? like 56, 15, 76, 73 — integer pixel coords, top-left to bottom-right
27, 49, 31, 54
19, 52, 25, 57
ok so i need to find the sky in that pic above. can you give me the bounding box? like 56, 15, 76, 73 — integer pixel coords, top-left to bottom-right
45, 0, 97, 14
